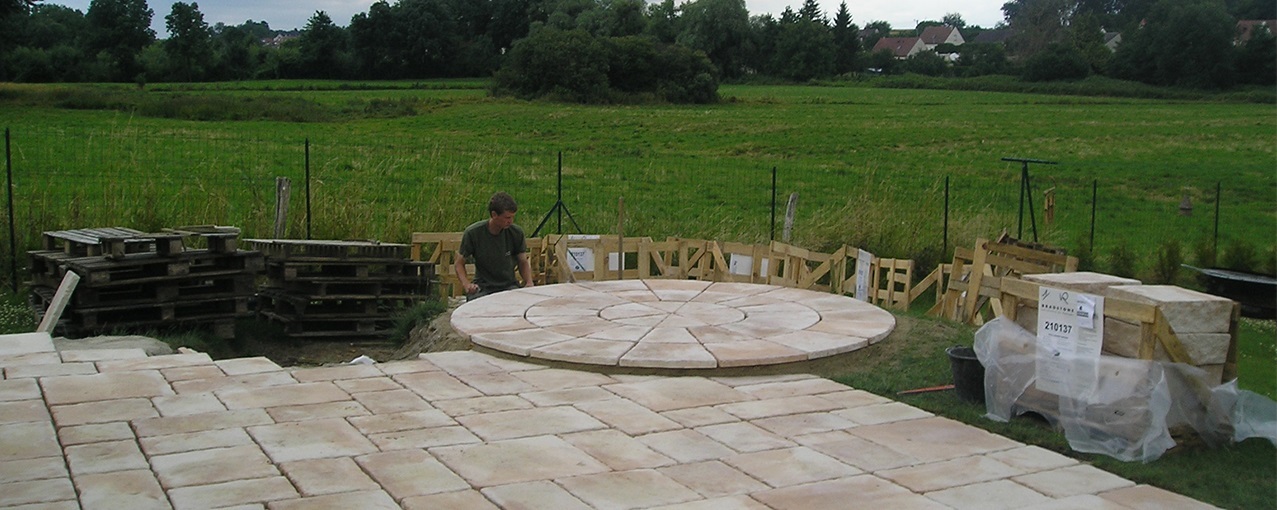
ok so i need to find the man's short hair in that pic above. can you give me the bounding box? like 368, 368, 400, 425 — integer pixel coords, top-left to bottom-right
488, 192, 518, 215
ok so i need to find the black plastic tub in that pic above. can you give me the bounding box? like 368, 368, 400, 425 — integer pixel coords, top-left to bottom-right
946, 346, 986, 404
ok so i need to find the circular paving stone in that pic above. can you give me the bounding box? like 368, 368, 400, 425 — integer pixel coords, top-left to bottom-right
450, 280, 895, 369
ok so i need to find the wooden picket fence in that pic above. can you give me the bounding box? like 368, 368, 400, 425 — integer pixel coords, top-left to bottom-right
409, 232, 922, 310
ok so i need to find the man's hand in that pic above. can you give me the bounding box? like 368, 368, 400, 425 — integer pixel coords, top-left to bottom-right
463, 282, 479, 294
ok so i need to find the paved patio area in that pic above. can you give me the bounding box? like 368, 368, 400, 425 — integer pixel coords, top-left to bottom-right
452, 280, 896, 369
0, 330, 1219, 509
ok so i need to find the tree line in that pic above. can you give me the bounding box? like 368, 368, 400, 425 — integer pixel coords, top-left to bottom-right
0, 0, 1272, 102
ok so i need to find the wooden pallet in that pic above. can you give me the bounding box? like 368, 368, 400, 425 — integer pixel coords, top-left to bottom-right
246, 239, 411, 262
257, 290, 418, 318
265, 260, 432, 281
69, 275, 256, 308
41, 250, 265, 286
260, 311, 395, 338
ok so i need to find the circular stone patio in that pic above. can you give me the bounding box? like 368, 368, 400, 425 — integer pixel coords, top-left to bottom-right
451, 279, 896, 369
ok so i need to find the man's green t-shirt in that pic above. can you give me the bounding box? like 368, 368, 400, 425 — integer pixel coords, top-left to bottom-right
459, 219, 528, 290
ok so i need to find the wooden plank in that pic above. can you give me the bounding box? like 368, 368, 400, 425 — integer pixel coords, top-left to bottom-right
37, 272, 80, 333
1153, 308, 1194, 364
1224, 303, 1240, 382
961, 238, 989, 322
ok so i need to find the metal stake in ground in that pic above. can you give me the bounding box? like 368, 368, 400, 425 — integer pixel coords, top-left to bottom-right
533, 151, 584, 237
1002, 157, 1057, 243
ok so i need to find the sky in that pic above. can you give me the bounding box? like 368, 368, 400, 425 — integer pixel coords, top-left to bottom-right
46, 0, 1006, 36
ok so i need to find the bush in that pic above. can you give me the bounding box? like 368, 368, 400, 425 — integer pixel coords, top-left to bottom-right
1151, 239, 1183, 284
1072, 236, 1094, 272
1108, 241, 1138, 278
1022, 43, 1090, 82
1221, 239, 1258, 273
1193, 238, 1217, 268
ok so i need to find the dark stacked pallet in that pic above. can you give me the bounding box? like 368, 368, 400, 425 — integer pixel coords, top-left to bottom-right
248, 239, 434, 340
28, 226, 260, 339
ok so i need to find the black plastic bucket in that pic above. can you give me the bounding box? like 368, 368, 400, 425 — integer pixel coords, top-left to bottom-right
946, 346, 986, 404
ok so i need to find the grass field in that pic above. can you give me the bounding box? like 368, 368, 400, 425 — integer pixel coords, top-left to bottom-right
1, 80, 1273, 282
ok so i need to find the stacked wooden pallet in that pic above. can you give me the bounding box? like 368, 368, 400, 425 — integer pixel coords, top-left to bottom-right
28, 226, 260, 339
248, 239, 434, 339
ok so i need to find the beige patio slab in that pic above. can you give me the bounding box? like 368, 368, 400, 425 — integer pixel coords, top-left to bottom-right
165, 476, 298, 510
0, 477, 77, 507
452, 371, 539, 396
512, 367, 618, 390
333, 376, 403, 394
150, 444, 278, 489
40, 370, 174, 405
402, 489, 501, 510
637, 429, 738, 463
170, 371, 297, 395
160, 365, 225, 383
703, 339, 808, 367
471, 330, 576, 357
588, 324, 661, 342
151, 394, 227, 417
751, 475, 947, 510
394, 371, 485, 400
58, 422, 134, 447
521, 386, 618, 407
480, 480, 593, 510
354, 449, 470, 500
433, 394, 534, 416
1020, 494, 1132, 510
351, 388, 434, 414
660, 406, 742, 428
215, 357, 283, 376
620, 342, 718, 369
530, 338, 636, 365
986, 445, 1079, 473
561, 429, 678, 470
278, 457, 381, 497
924, 479, 1053, 510
0, 378, 41, 401
0, 399, 50, 424
649, 495, 772, 510
733, 378, 852, 399
59, 348, 148, 363
6, 362, 98, 379
878, 454, 1028, 493
813, 389, 894, 409
716, 395, 844, 421
657, 460, 770, 498
347, 409, 457, 435
637, 326, 701, 343
848, 416, 1022, 463
750, 411, 859, 437
574, 398, 683, 435
0, 332, 55, 357
0, 456, 69, 484
724, 446, 861, 488
217, 381, 350, 410
133, 409, 272, 438
65, 439, 149, 476
73, 469, 169, 510
290, 363, 382, 383
266, 400, 369, 423
697, 421, 796, 453
557, 468, 703, 510
1013, 464, 1136, 498
834, 402, 934, 425
273, 490, 400, 510
605, 377, 753, 412
455, 406, 607, 441
51, 398, 159, 426
368, 425, 482, 451
138, 428, 255, 457
431, 435, 610, 487
248, 418, 378, 463
96, 353, 214, 372
1100, 484, 1222, 510
792, 430, 919, 472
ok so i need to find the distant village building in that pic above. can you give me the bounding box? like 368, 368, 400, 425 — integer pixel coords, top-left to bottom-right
261, 31, 301, 48
1104, 31, 1122, 52
919, 25, 964, 50
1236, 20, 1276, 44
871, 37, 925, 59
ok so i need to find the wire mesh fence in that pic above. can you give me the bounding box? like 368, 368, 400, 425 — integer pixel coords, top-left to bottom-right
3, 125, 1270, 291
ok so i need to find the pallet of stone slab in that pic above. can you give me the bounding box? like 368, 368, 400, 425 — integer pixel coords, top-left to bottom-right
259, 311, 395, 338
54, 250, 265, 286
246, 239, 411, 262
998, 276, 1239, 384
259, 279, 430, 299
256, 290, 418, 318
64, 274, 256, 309
264, 259, 432, 281
69, 295, 252, 329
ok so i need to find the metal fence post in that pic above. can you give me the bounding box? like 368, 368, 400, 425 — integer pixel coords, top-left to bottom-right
5, 128, 15, 293
770, 166, 777, 242
305, 138, 312, 240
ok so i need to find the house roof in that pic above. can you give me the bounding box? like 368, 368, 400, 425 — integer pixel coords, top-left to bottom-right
919, 26, 957, 45
872, 37, 922, 58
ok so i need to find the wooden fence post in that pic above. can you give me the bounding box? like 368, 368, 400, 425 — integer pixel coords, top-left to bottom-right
274, 177, 291, 239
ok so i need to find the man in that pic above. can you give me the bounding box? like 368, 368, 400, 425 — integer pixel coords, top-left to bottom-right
455, 192, 534, 299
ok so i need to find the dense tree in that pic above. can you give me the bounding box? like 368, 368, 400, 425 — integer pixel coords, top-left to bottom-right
2, 0, 36, 21
644, 0, 678, 44
771, 8, 834, 81
942, 12, 967, 30
1001, 0, 1072, 59
211, 23, 264, 80
677, 0, 750, 78
903, 50, 948, 76
1022, 42, 1089, 80
830, 2, 859, 74
164, 2, 213, 81
297, 11, 350, 79
577, 0, 646, 37
1234, 24, 1275, 86
953, 42, 1009, 76
85, 0, 154, 81
1109, 0, 1235, 88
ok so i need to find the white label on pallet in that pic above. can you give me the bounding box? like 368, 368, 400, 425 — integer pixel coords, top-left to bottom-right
1035, 286, 1105, 397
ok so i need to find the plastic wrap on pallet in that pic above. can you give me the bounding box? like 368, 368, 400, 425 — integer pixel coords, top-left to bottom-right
973, 317, 1274, 463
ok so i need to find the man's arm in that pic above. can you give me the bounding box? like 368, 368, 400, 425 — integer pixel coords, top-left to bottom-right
454, 251, 478, 294
517, 252, 534, 287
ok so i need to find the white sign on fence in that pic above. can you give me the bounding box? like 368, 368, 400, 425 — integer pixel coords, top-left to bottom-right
1035, 286, 1105, 397
565, 235, 619, 273
854, 249, 873, 301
